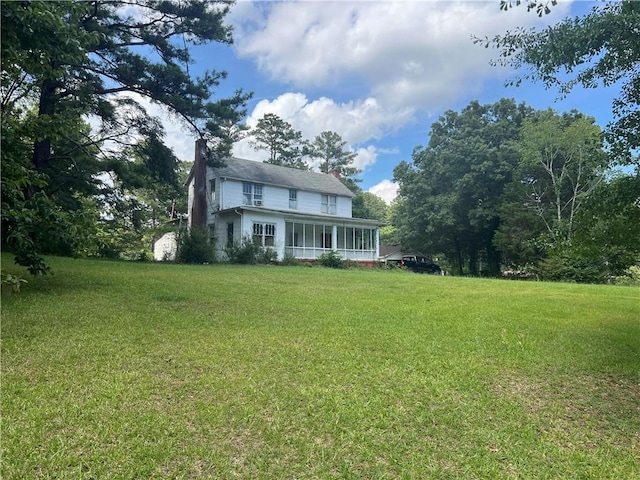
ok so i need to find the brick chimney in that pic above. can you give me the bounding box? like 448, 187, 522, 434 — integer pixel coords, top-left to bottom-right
328, 168, 341, 179
190, 139, 208, 229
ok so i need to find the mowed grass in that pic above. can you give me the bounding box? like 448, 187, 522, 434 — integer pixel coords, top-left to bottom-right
1, 255, 639, 479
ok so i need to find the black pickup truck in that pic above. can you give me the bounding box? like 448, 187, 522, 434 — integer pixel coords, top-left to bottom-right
401, 254, 441, 274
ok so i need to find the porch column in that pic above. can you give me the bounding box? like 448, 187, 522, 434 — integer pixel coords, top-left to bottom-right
332, 225, 337, 250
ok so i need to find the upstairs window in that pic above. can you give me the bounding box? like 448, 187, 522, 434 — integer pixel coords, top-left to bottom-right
243, 182, 264, 206
253, 184, 263, 206
243, 182, 252, 205
289, 189, 298, 209
321, 194, 337, 214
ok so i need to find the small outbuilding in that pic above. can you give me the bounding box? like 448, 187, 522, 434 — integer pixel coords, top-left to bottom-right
379, 245, 403, 266
153, 232, 178, 261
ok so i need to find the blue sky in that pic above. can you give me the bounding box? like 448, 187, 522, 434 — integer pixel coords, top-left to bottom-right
152, 0, 618, 203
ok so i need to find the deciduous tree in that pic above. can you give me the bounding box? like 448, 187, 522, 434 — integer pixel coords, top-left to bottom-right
352, 192, 387, 221
479, 0, 640, 166
394, 99, 531, 275
573, 173, 640, 277
495, 110, 608, 267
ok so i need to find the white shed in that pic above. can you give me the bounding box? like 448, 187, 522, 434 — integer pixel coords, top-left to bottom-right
153, 232, 177, 261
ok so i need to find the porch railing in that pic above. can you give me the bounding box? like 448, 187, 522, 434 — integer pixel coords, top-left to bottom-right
285, 247, 376, 262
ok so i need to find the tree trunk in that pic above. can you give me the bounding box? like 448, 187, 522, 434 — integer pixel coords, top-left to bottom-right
486, 219, 502, 276
486, 240, 501, 276
468, 248, 478, 276
453, 238, 464, 275
32, 77, 58, 173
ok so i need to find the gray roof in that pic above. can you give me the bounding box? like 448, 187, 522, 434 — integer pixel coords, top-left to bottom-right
379, 245, 402, 257
214, 157, 355, 198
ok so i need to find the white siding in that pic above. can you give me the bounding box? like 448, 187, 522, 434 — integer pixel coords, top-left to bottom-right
262, 184, 291, 210
296, 190, 318, 214
212, 211, 240, 259
241, 211, 286, 260
189, 161, 378, 263
219, 178, 245, 209
218, 177, 352, 217
338, 194, 351, 217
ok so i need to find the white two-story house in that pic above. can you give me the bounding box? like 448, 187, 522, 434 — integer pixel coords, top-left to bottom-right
187, 146, 381, 264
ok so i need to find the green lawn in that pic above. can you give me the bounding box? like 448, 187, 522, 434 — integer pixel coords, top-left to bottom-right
2, 255, 639, 479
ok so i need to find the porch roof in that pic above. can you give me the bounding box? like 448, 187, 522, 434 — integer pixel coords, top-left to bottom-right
217, 206, 382, 228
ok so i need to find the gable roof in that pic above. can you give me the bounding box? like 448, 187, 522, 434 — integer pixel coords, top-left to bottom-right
214, 157, 355, 198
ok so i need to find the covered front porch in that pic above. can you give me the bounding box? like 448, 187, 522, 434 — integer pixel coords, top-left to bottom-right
284, 219, 380, 263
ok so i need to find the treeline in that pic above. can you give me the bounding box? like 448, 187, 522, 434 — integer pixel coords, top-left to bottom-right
1, 1, 638, 285
392, 99, 639, 282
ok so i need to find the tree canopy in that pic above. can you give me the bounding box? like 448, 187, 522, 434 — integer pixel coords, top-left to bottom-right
479, 0, 640, 166
494, 109, 608, 268
307, 131, 361, 192
249, 113, 308, 170
394, 99, 531, 275
392, 99, 632, 280
1, 0, 249, 273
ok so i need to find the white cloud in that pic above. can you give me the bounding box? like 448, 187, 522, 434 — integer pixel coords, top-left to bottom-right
245, 92, 411, 144
233, 93, 402, 172
233, 92, 408, 169
354, 145, 378, 172
369, 179, 399, 205
227, 0, 574, 181
232, 0, 572, 112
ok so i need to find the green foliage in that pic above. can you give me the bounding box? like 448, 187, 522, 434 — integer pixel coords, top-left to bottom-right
379, 199, 401, 245
1, 161, 99, 274
394, 99, 532, 276
394, 99, 623, 282
572, 173, 640, 276
307, 131, 361, 191
249, 113, 308, 169
483, 0, 640, 166
1, 0, 249, 275
224, 235, 277, 264
279, 252, 301, 266
614, 265, 640, 286
317, 250, 346, 269
176, 228, 215, 264
352, 192, 388, 221
536, 249, 608, 284
1, 273, 27, 296
260, 247, 279, 264
496, 110, 607, 268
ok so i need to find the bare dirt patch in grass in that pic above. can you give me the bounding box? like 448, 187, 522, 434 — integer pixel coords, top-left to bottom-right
495, 372, 640, 453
